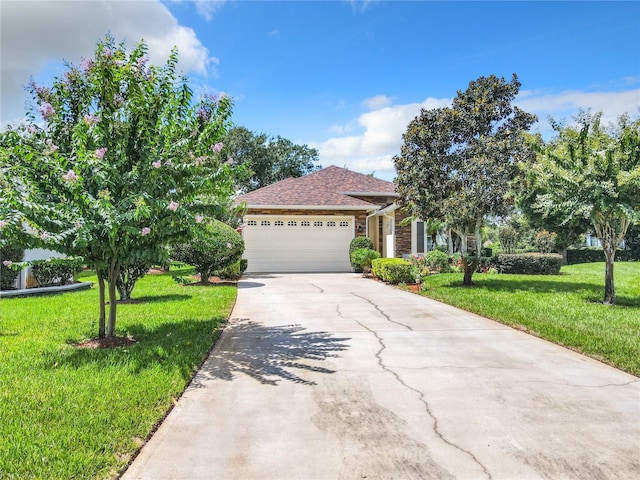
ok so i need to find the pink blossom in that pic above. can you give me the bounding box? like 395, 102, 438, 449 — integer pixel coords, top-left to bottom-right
39, 102, 55, 121
34, 84, 50, 98
103, 48, 113, 59
194, 156, 206, 166
47, 140, 59, 153
40, 232, 49, 240
84, 114, 98, 126
2, 260, 12, 267
95, 147, 107, 159
80, 57, 94, 74
136, 56, 149, 70
195, 215, 203, 224
226, 242, 232, 249
196, 108, 208, 121
168, 201, 179, 212
141, 227, 151, 236
226, 157, 234, 165
152, 160, 162, 169
26, 125, 37, 135
212, 142, 223, 153
0, 220, 7, 229
63, 170, 78, 182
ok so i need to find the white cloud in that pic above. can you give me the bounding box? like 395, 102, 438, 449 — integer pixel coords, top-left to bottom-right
313, 97, 451, 180
1, 0, 216, 124
314, 87, 640, 181
194, 0, 227, 21
516, 89, 640, 133
362, 94, 393, 111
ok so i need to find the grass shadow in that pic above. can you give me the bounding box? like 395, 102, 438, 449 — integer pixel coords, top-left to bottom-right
119, 293, 192, 304
193, 320, 351, 386
439, 277, 602, 295
53, 317, 226, 381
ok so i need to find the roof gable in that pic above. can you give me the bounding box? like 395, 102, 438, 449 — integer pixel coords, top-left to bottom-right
235, 165, 396, 208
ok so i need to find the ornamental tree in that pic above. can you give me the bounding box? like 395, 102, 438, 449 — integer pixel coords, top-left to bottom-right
528, 111, 640, 305
0, 35, 234, 337
394, 74, 536, 285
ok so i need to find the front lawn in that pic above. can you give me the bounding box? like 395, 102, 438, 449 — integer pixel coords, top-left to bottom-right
417, 262, 640, 376
0, 268, 236, 479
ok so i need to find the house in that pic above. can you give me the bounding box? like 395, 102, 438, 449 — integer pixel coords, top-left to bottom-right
234, 165, 430, 273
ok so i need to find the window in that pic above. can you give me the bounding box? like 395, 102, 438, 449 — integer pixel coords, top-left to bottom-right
416, 221, 425, 254
301, 221, 310, 227
339, 221, 349, 227
314, 221, 323, 227
287, 221, 297, 227
274, 220, 284, 226
327, 221, 336, 227
247, 220, 257, 226
261, 220, 271, 226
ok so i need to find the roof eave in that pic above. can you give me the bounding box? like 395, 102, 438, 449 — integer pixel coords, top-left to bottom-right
244, 204, 380, 211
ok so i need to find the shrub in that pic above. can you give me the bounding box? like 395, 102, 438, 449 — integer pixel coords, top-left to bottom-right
496, 253, 562, 275
371, 258, 413, 284
499, 226, 519, 254
240, 259, 248, 274
30, 257, 84, 287
172, 220, 244, 284
349, 236, 374, 256
116, 261, 152, 301
218, 257, 249, 279
534, 230, 557, 254
350, 248, 380, 272
0, 241, 24, 290
424, 250, 450, 272
567, 248, 639, 264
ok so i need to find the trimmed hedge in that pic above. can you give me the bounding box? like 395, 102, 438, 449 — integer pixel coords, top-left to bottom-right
567, 248, 639, 264
30, 257, 84, 287
496, 253, 562, 275
371, 258, 413, 284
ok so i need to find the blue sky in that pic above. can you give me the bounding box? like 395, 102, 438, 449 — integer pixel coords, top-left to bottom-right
2, 1, 639, 179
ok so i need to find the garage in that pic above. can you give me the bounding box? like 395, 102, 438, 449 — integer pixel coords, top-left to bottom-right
242, 215, 354, 273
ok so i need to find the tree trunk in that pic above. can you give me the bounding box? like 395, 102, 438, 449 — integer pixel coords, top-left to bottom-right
475, 217, 482, 258
97, 270, 106, 338
560, 247, 568, 265
447, 229, 454, 255
603, 247, 616, 305
106, 261, 120, 338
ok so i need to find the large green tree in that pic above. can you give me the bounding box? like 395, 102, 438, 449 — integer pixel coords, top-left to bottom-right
0, 36, 234, 337
223, 126, 319, 193
529, 112, 640, 305
394, 74, 536, 285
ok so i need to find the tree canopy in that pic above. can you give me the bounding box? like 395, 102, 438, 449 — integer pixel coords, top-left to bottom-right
394, 74, 536, 285
0, 35, 234, 337
223, 126, 320, 193
528, 111, 640, 304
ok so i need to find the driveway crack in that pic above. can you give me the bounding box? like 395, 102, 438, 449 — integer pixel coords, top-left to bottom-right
336, 304, 492, 480
351, 292, 412, 330
308, 282, 324, 293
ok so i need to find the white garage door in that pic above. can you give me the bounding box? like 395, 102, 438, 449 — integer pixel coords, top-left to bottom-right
242, 215, 354, 273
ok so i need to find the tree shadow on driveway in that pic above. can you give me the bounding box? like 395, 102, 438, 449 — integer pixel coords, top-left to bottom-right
193, 320, 351, 387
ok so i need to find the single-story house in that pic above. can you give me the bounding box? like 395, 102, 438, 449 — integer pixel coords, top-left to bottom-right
234, 165, 431, 273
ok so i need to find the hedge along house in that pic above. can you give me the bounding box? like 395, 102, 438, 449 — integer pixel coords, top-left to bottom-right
234, 165, 423, 273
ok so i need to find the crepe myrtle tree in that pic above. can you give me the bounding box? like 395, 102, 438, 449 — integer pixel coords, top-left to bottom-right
394, 74, 536, 286
528, 111, 640, 305
0, 35, 234, 338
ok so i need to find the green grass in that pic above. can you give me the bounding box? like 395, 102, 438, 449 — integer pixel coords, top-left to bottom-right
416, 262, 640, 376
0, 268, 236, 479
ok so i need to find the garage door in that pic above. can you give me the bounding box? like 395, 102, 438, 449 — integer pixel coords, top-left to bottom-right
242, 215, 354, 273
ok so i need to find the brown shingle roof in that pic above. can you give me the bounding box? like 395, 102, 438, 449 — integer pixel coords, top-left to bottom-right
235, 165, 396, 208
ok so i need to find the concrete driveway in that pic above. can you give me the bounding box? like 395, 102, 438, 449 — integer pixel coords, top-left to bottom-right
122, 273, 640, 480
